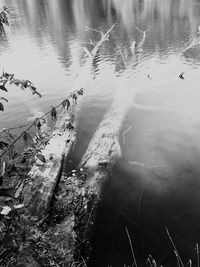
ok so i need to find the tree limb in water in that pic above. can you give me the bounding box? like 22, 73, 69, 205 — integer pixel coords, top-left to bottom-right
22, 25, 116, 222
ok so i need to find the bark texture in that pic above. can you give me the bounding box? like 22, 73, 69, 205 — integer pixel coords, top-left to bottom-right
22, 99, 78, 222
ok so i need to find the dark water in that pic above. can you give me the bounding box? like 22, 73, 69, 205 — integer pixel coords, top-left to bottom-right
1, 0, 200, 266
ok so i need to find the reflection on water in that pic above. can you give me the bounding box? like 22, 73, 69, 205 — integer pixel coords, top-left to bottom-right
1, 0, 200, 266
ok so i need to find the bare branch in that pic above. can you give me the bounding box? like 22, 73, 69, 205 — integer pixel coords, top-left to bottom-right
182, 38, 200, 53
118, 48, 127, 67
91, 24, 116, 58
80, 41, 96, 47
137, 30, 146, 52
130, 41, 136, 56
85, 26, 102, 35
122, 126, 132, 143
82, 47, 92, 58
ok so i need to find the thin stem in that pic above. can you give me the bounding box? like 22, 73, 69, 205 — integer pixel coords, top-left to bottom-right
196, 243, 199, 267
165, 227, 184, 267
125, 227, 138, 267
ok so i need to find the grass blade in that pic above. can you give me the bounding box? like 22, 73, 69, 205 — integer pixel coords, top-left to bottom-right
165, 227, 184, 267
125, 227, 138, 267
196, 244, 199, 267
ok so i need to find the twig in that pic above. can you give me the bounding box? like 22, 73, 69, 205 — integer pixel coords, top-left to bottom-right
118, 48, 127, 67
125, 227, 138, 267
85, 26, 102, 35
174, 251, 181, 267
122, 126, 132, 144
83, 47, 93, 57
91, 24, 116, 57
81, 256, 88, 267
182, 38, 200, 53
165, 227, 184, 267
129, 161, 145, 168
130, 41, 136, 56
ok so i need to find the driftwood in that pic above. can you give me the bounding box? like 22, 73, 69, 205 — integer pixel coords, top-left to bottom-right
22, 25, 116, 222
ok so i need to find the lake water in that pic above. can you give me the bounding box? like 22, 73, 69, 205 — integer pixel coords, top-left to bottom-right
1, 0, 200, 266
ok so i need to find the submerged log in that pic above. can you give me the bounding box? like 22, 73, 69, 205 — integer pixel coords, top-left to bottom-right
52, 88, 137, 263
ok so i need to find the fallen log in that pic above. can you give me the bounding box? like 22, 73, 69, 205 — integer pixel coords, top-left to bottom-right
22, 97, 79, 222
52, 88, 137, 264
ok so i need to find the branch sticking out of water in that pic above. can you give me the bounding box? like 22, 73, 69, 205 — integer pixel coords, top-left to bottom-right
90, 23, 116, 58
182, 38, 200, 53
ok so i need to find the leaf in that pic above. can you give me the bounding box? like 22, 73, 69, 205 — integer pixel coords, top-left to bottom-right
8, 144, 16, 160
0, 196, 12, 202
36, 153, 46, 163
71, 93, 77, 102
0, 206, 11, 215
2, 72, 10, 79
0, 102, 4, 111
0, 79, 8, 85
0, 97, 8, 102
0, 85, 7, 91
29, 85, 37, 91
22, 131, 28, 145
62, 99, 70, 110
66, 99, 70, 109
77, 88, 84, 95
20, 80, 29, 88
67, 122, 74, 131
33, 91, 42, 98
36, 120, 41, 130
0, 140, 9, 149
14, 181, 24, 199
22, 131, 33, 146
13, 79, 20, 86
50, 106, 57, 121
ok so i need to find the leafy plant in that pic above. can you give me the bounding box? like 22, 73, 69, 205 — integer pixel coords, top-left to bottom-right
0, 71, 41, 111
0, 6, 9, 33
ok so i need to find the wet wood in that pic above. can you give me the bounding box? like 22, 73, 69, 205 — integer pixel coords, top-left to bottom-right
22, 99, 78, 221
53, 89, 136, 263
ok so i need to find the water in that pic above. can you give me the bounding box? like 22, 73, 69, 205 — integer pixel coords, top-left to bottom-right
1, 0, 200, 266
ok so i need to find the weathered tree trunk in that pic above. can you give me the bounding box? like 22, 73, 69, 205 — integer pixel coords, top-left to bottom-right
53, 88, 137, 264
22, 99, 78, 221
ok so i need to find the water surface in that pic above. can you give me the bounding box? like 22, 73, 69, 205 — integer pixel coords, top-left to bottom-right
1, 0, 200, 266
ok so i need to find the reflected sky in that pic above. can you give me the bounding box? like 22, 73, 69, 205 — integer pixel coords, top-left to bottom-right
0, 0, 200, 128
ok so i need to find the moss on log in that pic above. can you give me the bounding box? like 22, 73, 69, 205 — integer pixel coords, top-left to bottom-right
22, 99, 79, 222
